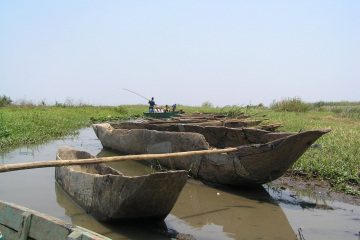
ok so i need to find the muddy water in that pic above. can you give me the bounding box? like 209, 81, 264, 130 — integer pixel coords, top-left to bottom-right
0, 127, 359, 240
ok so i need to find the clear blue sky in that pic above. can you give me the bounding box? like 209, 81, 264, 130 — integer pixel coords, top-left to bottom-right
1, 1, 359, 107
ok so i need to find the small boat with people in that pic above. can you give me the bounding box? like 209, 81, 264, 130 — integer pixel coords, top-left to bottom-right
123, 88, 181, 119
55, 146, 188, 222
143, 111, 180, 118
92, 122, 331, 187
0, 200, 110, 240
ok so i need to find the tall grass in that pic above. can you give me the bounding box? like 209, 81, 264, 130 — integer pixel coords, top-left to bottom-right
310, 101, 360, 118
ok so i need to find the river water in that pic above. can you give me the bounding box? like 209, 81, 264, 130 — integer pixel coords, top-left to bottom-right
0, 127, 359, 240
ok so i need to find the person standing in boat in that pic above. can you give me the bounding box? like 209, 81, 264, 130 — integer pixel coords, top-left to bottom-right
172, 104, 177, 112
149, 97, 155, 112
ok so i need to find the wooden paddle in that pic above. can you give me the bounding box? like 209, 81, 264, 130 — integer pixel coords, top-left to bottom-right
0, 147, 239, 173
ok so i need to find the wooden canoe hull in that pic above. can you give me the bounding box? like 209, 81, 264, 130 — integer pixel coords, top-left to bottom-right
0, 200, 110, 240
55, 146, 188, 222
146, 118, 266, 128
106, 122, 294, 149
93, 123, 331, 187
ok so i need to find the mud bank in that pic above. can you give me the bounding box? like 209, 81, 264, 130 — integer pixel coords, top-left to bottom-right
271, 171, 360, 206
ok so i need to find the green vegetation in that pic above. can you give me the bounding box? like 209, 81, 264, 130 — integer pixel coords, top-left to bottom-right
311, 101, 360, 118
201, 101, 213, 108
0, 103, 139, 150
1, 97, 359, 195
270, 97, 310, 112
260, 111, 360, 195
0, 95, 12, 107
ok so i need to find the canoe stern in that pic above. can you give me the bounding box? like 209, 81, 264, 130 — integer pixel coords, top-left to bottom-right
237, 128, 332, 184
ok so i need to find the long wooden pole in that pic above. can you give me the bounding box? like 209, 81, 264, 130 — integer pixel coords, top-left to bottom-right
0, 147, 239, 173
123, 88, 150, 101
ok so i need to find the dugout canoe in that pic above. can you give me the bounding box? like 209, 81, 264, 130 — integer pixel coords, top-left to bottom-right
101, 122, 290, 149
143, 118, 281, 131
143, 111, 180, 118
55, 146, 188, 222
170, 112, 266, 120
0, 200, 110, 240
145, 118, 266, 128
92, 123, 331, 187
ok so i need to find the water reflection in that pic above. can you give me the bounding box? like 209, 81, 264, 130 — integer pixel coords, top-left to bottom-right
56, 147, 296, 239
97, 149, 152, 177
170, 183, 297, 239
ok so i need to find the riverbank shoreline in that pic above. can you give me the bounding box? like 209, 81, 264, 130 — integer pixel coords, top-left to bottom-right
271, 171, 360, 206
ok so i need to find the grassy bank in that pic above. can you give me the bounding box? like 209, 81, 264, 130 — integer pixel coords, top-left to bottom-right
0, 105, 137, 150
261, 111, 360, 195
1, 101, 359, 195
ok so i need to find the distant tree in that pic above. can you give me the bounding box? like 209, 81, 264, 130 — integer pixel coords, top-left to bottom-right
0, 95, 13, 107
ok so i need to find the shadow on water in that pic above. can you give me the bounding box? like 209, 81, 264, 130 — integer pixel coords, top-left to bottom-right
169, 182, 297, 240
55, 183, 173, 240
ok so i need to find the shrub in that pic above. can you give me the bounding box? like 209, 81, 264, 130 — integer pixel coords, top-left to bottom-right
331, 108, 342, 114
257, 103, 267, 109
221, 105, 245, 118
54, 101, 65, 108
201, 101, 213, 107
114, 105, 129, 114
318, 107, 325, 112
0, 95, 12, 107
270, 97, 310, 112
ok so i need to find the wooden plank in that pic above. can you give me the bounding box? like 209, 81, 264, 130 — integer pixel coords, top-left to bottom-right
0, 201, 111, 240
18, 211, 32, 240
0, 147, 239, 173
67, 231, 83, 240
